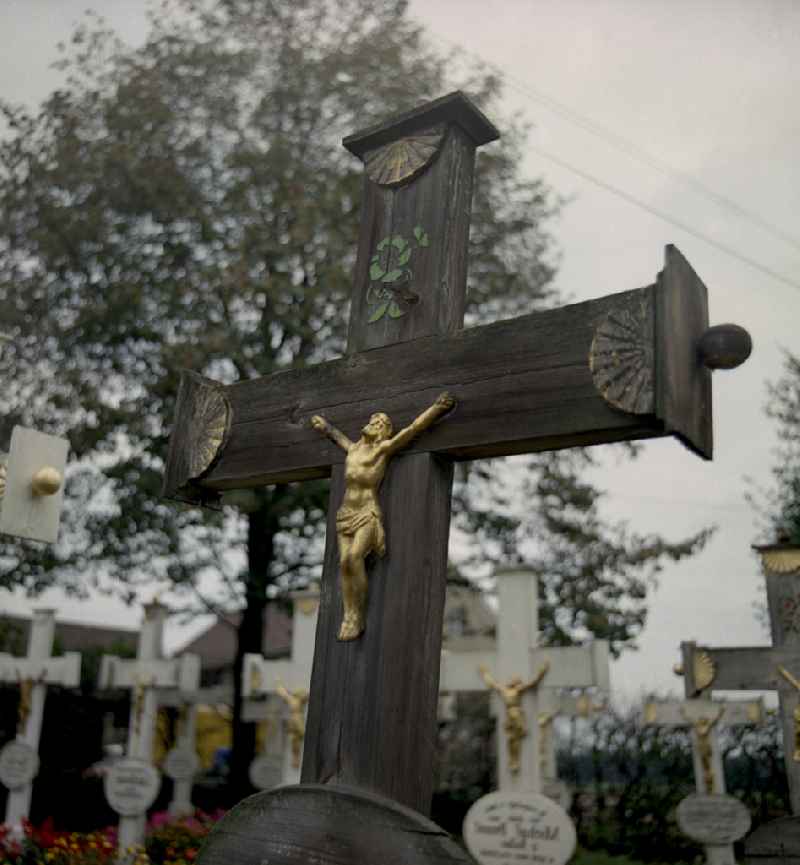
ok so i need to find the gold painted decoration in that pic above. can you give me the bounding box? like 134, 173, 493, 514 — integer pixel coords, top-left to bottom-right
589, 296, 655, 415
643, 702, 658, 725
186, 383, 232, 480
311, 393, 455, 641
276, 683, 309, 769
297, 597, 319, 617
746, 702, 763, 724
761, 548, 800, 575
693, 651, 716, 693
682, 706, 725, 794
478, 662, 550, 776
364, 131, 444, 188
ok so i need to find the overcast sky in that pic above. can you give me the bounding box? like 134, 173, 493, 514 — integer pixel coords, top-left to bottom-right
1, 0, 797, 704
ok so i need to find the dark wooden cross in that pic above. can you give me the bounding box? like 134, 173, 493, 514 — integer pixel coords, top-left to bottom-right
679, 542, 800, 816
163, 92, 750, 862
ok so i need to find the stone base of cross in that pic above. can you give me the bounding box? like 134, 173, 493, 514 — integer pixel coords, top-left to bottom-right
164, 92, 750, 865
0, 426, 69, 543
0, 609, 80, 834
98, 601, 200, 854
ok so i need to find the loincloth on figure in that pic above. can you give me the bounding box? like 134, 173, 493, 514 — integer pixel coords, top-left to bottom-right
336, 504, 387, 557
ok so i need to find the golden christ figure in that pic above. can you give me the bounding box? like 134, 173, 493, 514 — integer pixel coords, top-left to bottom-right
311, 392, 455, 641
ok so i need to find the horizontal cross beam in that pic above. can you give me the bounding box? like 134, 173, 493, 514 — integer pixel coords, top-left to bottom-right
0, 653, 81, 687
163, 247, 724, 503
680, 644, 798, 695
98, 656, 200, 692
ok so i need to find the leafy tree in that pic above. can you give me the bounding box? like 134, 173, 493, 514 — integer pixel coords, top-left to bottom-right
0, 0, 708, 796
755, 351, 800, 543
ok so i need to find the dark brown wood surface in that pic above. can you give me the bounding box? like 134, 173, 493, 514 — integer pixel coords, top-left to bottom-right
745, 816, 800, 863
656, 244, 712, 459
197, 784, 476, 865
347, 126, 477, 352
190, 287, 659, 494
302, 455, 453, 813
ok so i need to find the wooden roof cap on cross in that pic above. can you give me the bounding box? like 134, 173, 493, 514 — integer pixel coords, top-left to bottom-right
165, 92, 752, 865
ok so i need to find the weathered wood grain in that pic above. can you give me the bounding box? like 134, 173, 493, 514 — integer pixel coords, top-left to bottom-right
197, 784, 476, 865
302, 454, 453, 813
656, 244, 712, 459
181, 287, 659, 496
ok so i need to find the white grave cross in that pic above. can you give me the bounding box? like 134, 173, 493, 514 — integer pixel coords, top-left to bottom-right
643, 697, 763, 865
99, 601, 200, 853
0, 609, 80, 833
440, 568, 610, 794
242, 588, 319, 787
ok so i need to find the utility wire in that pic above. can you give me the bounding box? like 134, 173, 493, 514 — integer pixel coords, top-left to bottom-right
526, 141, 800, 293
429, 30, 800, 255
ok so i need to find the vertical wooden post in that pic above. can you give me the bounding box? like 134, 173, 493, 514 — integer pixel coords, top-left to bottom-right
302, 94, 497, 815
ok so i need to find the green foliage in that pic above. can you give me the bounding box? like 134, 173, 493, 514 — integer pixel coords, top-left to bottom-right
753, 351, 800, 544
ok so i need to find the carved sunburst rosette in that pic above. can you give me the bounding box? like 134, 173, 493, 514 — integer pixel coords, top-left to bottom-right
589, 296, 655, 415
760, 548, 800, 575
693, 651, 716, 693
186, 381, 231, 480
364, 129, 445, 187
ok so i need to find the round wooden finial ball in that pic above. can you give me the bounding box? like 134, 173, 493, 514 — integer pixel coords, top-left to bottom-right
31, 466, 62, 497
698, 323, 753, 370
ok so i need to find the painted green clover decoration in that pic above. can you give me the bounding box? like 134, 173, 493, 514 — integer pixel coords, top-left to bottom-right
367, 225, 429, 323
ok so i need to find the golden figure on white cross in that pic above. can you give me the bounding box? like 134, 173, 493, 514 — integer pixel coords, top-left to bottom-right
479, 661, 550, 775
311, 392, 455, 640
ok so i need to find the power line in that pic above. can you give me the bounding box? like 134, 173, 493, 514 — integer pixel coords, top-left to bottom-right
526, 141, 800, 293
429, 31, 800, 255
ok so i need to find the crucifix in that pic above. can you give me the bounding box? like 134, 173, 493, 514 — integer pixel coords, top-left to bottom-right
678, 542, 800, 814
98, 601, 201, 852
643, 696, 764, 865
440, 567, 610, 796
162, 92, 750, 862
0, 609, 80, 834
242, 586, 319, 786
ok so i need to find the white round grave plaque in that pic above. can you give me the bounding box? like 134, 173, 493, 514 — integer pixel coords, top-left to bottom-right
163, 748, 200, 781
676, 794, 751, 845
104, 759, 161, 817
463, 791, 577, 865
248, 754, 283, 791
0, 740, 39, 790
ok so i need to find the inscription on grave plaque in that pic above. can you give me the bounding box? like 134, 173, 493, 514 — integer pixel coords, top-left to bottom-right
105, 759, 160, 817
163, 748, 199, 782
463, 791, 576, 865
676, 793, 751, 846
0, 740, 39, 790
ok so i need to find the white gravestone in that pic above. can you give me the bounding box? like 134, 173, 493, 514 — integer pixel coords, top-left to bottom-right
242, 587, 319, 786
98, 601, 200, 852
0, 609, 81, 834
642, 696, 763, 865
0, 426, 69, 544
440, 568, 610, 794
463, 790, 577, 865
676, 794, 751, 847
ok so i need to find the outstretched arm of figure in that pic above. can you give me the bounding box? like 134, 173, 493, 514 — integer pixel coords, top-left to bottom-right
521, 660, 551, 694
479, 663, 501, 694
276, 683, 292, 704
384, 392, 455, 455
311, 414, 353, 452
